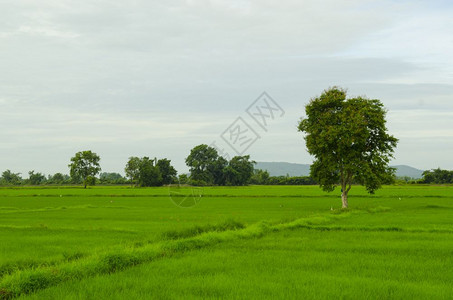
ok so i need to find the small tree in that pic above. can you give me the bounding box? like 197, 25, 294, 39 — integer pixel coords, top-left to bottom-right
68, 150, 101, 188
1, 170, 22, 185
49, 173, 65, 184
100, 172, 126, 184
178, 174, 189, 184
28, 171, 46, 185
250, 169, 270, 185
298, 87, 398, 208
125, 157, 141, 187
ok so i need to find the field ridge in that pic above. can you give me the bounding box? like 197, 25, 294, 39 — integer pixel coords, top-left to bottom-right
0, 210, 356, 299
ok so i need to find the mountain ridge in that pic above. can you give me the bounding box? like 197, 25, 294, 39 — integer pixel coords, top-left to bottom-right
255, 162, 424, 179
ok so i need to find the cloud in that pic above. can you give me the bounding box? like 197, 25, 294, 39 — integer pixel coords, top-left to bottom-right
0, 0, 452, 174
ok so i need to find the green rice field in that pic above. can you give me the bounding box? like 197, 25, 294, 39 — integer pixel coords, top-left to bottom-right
0, 185, 452, 299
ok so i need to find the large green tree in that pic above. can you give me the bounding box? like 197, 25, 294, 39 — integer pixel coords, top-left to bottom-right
138, 157, 162, 187
224, 155, 255, 186
298, 87, 398, 208
185, 144, 220, 184
68, 150, 101, 188
156, 158, 177, 185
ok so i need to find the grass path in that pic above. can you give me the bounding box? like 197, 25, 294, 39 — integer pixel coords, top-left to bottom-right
0, 210, 357, 299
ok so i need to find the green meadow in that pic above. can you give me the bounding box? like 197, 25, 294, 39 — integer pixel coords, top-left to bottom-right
0, 185, 452, 299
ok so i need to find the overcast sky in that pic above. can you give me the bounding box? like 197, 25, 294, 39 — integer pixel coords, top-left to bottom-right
1, 0, 452, 176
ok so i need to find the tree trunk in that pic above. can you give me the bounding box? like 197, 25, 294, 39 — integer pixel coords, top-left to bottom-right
341, 191, 348, 209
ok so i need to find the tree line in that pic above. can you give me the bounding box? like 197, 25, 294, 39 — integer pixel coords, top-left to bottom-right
5, 87, 451, 208
2, 149, 451, 188
249, 169, 317, 185
421, 168, 453, 184
0, 145, 256, 187
0, 144, 319, 187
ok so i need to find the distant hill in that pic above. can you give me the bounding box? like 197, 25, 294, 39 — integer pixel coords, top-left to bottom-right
392, 165, 424, 179
255, 162, 424, 179
255, 162, 310, 177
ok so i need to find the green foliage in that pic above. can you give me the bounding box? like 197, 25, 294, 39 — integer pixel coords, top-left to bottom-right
185, 144, 220, 183
27, 171, 46, 185
162, 219, 246, 240
47, 173, 68, 184
138, 157, 162, 187
185, 145, 256, 186
250, 169, 270, 184
268, 175, 317, 185
156, 159, 177, 185
422, 168, 453, 184
125, 157, 177, 187
99, 172, 126, 185
68, 151, 102, 189
298, 87, 398, 207
210, 156, 228, 185
124, 157, 141, 186
0, 170, 22, 186
250, 169, 317, 185
224, 155, 255, 186
178, 174, 189, 184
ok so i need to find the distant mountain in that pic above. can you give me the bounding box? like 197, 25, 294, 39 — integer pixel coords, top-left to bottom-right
255, 162, 424, 179
392, 165, 424, 179
255, 162, 311, 177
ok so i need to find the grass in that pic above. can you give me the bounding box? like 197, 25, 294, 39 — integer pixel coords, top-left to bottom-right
0, 185, 452, 299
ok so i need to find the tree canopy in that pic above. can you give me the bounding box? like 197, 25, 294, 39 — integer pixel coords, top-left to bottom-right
185, 144, 255, 186
185, 144, 220, 183
125, 157, 141, 186
28, 171, 46, 185
298, 87, 398, 208
0, 170, 22, 185
68, 150, 102, 188
156, 158, 178, 185
125, 156, 177, 187
422, 168, 453, 184
138, 157, 162, 187
224, 155, 255, 186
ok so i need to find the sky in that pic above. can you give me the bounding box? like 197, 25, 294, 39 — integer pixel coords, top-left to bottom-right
1, 0, 452, 177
